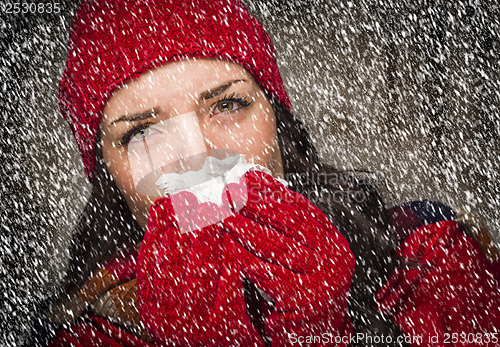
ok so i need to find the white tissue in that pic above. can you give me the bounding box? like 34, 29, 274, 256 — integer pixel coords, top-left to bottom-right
155, 154, 287, 206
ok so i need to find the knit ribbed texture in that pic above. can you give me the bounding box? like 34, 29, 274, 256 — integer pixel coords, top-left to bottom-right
137, 171, 354, 346
376, 220, 500, 346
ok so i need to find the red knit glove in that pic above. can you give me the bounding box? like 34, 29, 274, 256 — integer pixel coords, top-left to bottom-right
221, 171, 355, 346
375, 220, 500, 347
137, 191, 265, 346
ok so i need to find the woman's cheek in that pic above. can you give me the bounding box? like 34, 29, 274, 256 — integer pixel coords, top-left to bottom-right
105, 150, 144, 210
208, 112, 277, 161
107, 153, 133, 193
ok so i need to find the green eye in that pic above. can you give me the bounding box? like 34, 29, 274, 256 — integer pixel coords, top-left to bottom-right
132, 127, 150, 141
119, 121, 161, 146
217, 101, 234, 113
210, 93, 253, 117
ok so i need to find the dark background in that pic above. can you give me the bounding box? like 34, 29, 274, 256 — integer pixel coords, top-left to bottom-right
1, 0, 499, 344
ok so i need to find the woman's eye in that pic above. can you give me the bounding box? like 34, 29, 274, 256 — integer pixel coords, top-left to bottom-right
121, 124, 160, 146
129, 127, 151, 143
217, 101, 235, 113
212, 100, 240, 116
210, 95, 252, 117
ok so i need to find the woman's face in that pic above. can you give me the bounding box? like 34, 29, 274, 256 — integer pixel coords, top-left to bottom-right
99, 58, 283, 231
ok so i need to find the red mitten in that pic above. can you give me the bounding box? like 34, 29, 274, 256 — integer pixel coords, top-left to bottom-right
137, 191, 264, 346
375, 220, 500, 347
221, 170, 355, 346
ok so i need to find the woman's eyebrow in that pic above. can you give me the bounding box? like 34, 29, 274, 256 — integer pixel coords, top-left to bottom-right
109, 107, 162, 127
199, 79, 247, 100
107, 80, 247, 128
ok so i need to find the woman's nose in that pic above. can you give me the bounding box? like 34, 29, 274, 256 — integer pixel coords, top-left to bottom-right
202, 136, 218, 152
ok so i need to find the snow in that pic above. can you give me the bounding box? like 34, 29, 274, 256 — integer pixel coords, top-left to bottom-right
1, 0, 499, 345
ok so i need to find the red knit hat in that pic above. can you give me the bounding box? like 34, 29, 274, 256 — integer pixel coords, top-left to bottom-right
59, 0, 291, 182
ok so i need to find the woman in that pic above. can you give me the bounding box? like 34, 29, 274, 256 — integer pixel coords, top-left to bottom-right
34, 0, 499, 346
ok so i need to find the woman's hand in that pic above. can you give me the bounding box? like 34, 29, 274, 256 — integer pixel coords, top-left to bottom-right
221, 171, 355, 346
376, 219, 500, 347
137, 170, 355, 346
137, 192, 264, 346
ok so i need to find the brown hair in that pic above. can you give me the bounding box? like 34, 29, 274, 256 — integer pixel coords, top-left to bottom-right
59, 100, 407, 345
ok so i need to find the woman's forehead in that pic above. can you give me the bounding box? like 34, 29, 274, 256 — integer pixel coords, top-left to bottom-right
103, 58, 258, 121
117, 58, 254, 94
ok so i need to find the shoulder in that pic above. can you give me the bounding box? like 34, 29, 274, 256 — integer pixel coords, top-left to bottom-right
386, 199, 456, 247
